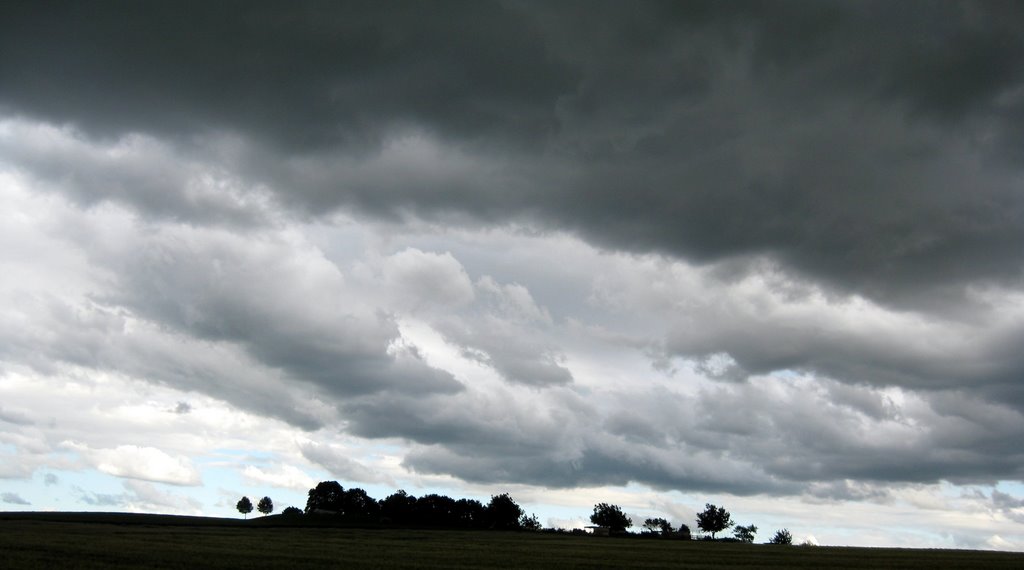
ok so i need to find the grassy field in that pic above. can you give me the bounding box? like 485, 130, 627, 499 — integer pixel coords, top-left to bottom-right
1, 512, 1022, 569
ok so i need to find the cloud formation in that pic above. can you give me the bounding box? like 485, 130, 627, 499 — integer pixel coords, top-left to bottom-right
64, 443, 202, 487
4, 1, 1023, 304
2, 0, 1024, 550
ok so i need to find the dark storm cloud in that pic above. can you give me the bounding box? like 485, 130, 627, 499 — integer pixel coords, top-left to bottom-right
403, 443, 795, 496
991, 490, 1024, 523
298, 442, 385, 484
0, 120, 271, 227
98, 227, 463, 398
3, 1, 1024, 307
0, 292, 326, 430
343, 376, 1024, 492
0, 0, 572, 151
661, 293, 1024, 400
2, 220, 464, 418
6, 0, 1024, 504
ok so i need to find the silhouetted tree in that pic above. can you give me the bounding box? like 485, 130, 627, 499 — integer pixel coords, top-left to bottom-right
520, 512, 542, 531
305, 481, 345, 513
696, 503, 732, 539
415, 494, 457, 527
256, 496, 273, 516
381, 490, 418, 524
486, 493, 524, 530
733, 524, 757, 543
590, 503, 631, 532
236, 496, 253, 519
453, 498, 486, 529
678, 523, 692, 540
341, 487, 378, 518
769, 528, 793, 545
282, 506, 303, 516
643, 517, 673, 536
381, 490, 414, 523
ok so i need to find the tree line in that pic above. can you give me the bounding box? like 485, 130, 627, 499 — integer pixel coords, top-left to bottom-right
593, 501, 791, 544
237, 482, 793, 544
239, 481, 539, 530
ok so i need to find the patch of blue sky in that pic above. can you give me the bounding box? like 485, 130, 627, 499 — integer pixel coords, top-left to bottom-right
531, 503, 592, 530
197, 463, 306, 517
5, 468, 125, 511
996, 480, 1024, 497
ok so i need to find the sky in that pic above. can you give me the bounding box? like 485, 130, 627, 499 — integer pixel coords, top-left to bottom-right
2, 0, 1024, 550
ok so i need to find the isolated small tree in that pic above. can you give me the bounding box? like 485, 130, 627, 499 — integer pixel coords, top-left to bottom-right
236, 496, 253, 519
733, 524, 757, 543
520, 512, 542, 531
257, 496, 274, 516
695, 503, 732, 539
282, 506, 303, 516
769, 528, 793, 545
590, 503, 631, 532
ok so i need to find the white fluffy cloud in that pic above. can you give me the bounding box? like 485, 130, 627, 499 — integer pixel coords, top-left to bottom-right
66, 443, 201, 486
242, 465, 317, 492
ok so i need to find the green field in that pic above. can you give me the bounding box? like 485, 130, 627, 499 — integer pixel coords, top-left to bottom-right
1, 512, 1022, 569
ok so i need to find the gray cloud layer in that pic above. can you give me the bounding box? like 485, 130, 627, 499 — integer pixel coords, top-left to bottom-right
3, 1, 1024, 502
4, 1, 1023, 306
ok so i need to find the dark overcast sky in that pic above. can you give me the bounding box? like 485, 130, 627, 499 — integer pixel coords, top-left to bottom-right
5, 1, 1023, 300
2, 0, 1024, 550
